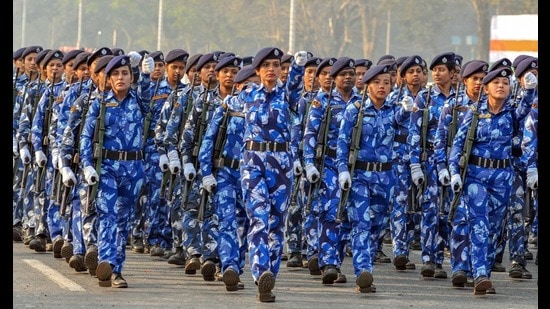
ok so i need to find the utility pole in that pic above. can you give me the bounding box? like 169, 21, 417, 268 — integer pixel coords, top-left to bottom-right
157, 0, 163, 51
76, 0, 82, 48
288, 0, 295, 54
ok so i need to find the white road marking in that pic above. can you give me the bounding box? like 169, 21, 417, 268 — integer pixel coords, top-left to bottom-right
22, 259, 86, 291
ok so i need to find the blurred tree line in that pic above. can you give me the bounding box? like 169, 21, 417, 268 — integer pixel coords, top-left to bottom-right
13, 0, 537, 63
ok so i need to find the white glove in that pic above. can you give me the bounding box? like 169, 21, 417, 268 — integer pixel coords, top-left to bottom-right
401, 96, 415, 112
526, 168, 538, 190
304, 163, 320, 183
61, 166, 76, 187
293, 160, 303, 176
158, 154, 169, 172
141, 54, 155, 74
83, 166, 99, 186
58, 155, 64, 171
451, 174, 462, 193
127, 51, 142, 68
410, 163, 424, 187
524, 72, 538, 90
294, 51, 308, 66
35, 150, 47, 167
338, 171, 351, 190
438, 168, 450, 186
167, 150, 181, 174
19, 146, 31, 164
12, 138, 18, 157
183, 163, 196, 181
51, 148, 60, 170
202, 174, 217, 193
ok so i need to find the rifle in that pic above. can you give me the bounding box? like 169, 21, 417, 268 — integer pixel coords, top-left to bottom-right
337, 85, 367, 222
305, 81, 335, 213
35, 72, 56, 194
142, 78, 161, 149
448, 90, 482, 222
19, 72, 39, 192
13, 67, 19, 108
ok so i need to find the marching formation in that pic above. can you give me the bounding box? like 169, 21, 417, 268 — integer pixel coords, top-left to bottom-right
12, 45, 538, 302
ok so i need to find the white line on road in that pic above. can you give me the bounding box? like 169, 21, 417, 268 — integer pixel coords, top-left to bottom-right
22, 259, 86, 291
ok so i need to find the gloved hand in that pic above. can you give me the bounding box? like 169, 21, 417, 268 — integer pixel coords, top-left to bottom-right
305, 163, 320, 183
524, 72, 538, 90
61, 166, 76, 187
127, 51, 142, 68
202, 174, 217, 193
158, 154, 169, 172
438, 168, 450, 186
12, 138, 18, 157
410, 163, 424, 187
167, 150, 181, 174
294, 51, 309, 66
401, 96, 415, 112
183, 163, 196, 181
83, 166, 99, 186
451, 174, 462, 193
338, 171, 351, 190
51, 148, 59, 170
526, 168, 538, 190
293, 159, 303, 176
19, 146, 31, 164
35, 150, 47, 167
141, 54, 155, 74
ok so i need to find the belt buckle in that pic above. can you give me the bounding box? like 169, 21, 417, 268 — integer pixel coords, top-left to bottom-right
375, 162, 382, 172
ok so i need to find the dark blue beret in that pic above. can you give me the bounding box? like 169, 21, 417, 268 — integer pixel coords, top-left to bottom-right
35, 49, 52, 66
454, 54, 463, 66
185, 53, 203, 74
13, 47, 26, 60
111, 48, 125, 56
304, 57, 322, 68
399, 55, 423, 77
62, 49, 84, 65
241, 56, 254, 66
22, 45, 43, 59
138, 50, 150, 58
361, 64, 391, 84
330, 57, 355, 77
377, 54, 395, 64
514, 57, 538, 78
315, 57, 336, 77
251, 47, 284, 69
488, 57, 511, 72
482, 67, 512, 85
87, 47, 113, 66
212, 51, 225, 58
281, 53, 294, 64
396, 56, 408, 68
105, 55, 131, 76
218, 52, 236, 60
165, 49, 189, 63
234, 65, 257, 84
196, 53, 219, 71
42, 50, 64, 69
512, 54, 531, 69
355, 58, 373, 69
378, 58, 397, 71
460, 60, 488, 78
94, 55, 114, 74
215, 55, 242, 71
149, 51, 164, 62
73, 52, 91, 70
429, 52, 455, 70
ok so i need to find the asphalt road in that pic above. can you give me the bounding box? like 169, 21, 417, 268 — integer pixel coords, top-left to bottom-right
13, 240, 538, 309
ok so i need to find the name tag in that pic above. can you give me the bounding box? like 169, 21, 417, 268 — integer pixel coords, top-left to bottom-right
153, 94, 168, 100
479, 113, 491, 119
106, 101, 119, 107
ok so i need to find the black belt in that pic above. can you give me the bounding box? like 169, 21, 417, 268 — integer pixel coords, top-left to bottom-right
102, 149, 143, 161
512, 147, 522, 157
214, 157, 240, 169
395, 134, 408, 144
147, 130, 155, 138
325, 148, 337, 158
469, 155, 510, 169
245, 141, 289, 152
355, 160, 392, 172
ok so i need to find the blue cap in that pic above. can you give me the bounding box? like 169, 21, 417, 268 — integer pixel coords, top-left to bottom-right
316, 57, 336, 77
112, 48, 125, 56
355, 58, 373, 69
22, 45, 43, 59
281, 53, 294, 64
329, 57, 355, 78
251, 47, 284, 69
514, 57, 538, 78
61, 49, 85, 65
396, 56, 408, 68
149, 51, 164, 62
105, 55, 131, 76
399, 55, 423, 77
377, 54, 395, 64
87, 47, 113, 66
512, 54, 531, 69
215, 55, 242, 71
304, 57, 322, 68
94, 55, 114, 74
13, 47, 26, 60
454, 54, 463, 66
42, 50, 64, 69
35, 49, 52, 66
234, 65, 257, 84
165, 49, 189, 63
72, 51, 91, 70
218, 52, 236, 60
185, 53, 203, 74
361, 64, 392, 84
488, 57, 511, 72
196, 53, 219, 71
378, 58, 397, 71
482, 67, 512, 85
460, 60, 488, 78
429, 52, 455, 70
241, 56, 254, 66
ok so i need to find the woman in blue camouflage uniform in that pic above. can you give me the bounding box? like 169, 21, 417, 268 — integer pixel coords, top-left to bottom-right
448, 67, 537, 295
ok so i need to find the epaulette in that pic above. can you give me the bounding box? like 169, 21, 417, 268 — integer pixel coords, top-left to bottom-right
353, 101, 361, 109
